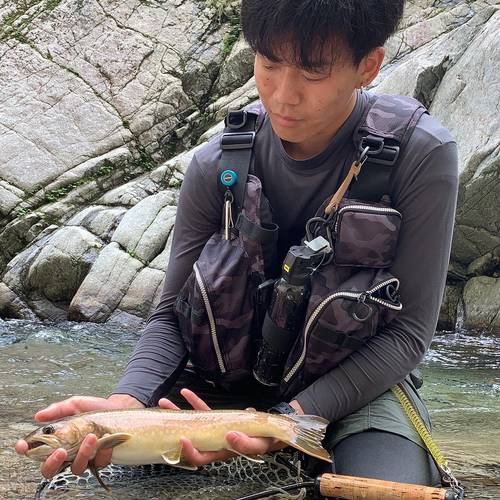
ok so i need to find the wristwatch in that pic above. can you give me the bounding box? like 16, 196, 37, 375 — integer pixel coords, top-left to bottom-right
268, 402, 298, 415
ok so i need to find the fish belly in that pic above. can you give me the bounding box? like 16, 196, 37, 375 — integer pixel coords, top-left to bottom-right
108, 431, 179, 466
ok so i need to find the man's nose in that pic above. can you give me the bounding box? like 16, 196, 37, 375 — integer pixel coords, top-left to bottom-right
272, 72, 301, 106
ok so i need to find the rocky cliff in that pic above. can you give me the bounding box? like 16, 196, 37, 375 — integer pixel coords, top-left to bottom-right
0, 0, 499, 331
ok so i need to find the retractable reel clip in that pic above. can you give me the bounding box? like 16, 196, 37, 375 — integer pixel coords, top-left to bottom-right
219, 110, 256, 241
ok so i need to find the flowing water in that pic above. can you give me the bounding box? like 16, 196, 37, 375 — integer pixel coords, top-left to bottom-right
0, 320, 498, 499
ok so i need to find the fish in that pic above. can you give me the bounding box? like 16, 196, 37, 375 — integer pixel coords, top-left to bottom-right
23, 408, 332, 491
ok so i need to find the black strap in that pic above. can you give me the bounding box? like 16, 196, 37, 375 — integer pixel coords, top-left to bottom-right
175, 297, 206, 326
350, 135, 400, 202
310, 323, 367, 351
217, 110, 257, 217
350, 94, 428, 202
268, 402, 298, 415
262, 312, 297, 351
235, 214, 279, 245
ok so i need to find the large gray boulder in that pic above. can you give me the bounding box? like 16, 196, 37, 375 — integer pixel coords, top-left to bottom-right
0, 0, 499, 330
462, 276, 500, 329
0, 225, 102, 320
0, 0, 249, 269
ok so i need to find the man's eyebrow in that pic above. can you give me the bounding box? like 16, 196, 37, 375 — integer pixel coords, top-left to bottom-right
260, 52, 333, 74
301, 64, 332, 75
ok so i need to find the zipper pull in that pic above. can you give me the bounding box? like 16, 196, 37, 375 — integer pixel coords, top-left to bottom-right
352, 292, 373, 322
385, 283, 400, 304
224, 190, 234, 241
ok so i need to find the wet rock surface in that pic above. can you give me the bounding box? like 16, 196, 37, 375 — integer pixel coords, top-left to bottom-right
1, 1, 499, 330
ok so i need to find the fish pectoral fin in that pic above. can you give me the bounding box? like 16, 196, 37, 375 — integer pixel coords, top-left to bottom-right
95, 433, 133, 451
169, 456, 198, 471
88, 459, 110, 493
225, 447, 264, 463
161, 446, 183, 465
161, 447, 198, 470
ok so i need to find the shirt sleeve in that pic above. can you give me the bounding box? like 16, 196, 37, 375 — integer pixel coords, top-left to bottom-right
295, 138, 459, 422
111, 144, 223, 406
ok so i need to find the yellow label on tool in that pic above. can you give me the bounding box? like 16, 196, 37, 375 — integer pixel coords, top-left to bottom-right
283, 264, 290, 273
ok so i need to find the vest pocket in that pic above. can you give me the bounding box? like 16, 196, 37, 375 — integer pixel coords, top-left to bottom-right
175, 232, 264, 389
280, 267, 401, 397
333, 201, 402, 268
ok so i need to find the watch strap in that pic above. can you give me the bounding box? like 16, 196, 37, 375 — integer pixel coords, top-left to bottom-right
268, 402, 298, 415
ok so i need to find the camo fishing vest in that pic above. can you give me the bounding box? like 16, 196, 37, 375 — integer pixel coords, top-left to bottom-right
174, 94, 427, 397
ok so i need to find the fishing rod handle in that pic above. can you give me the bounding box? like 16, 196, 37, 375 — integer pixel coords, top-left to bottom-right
316, 473, 456, 500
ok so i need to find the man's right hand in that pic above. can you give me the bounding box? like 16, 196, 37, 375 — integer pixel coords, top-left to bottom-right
15, 394, 145, 479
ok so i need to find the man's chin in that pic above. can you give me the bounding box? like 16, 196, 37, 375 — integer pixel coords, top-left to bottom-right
270, 121, 306, 143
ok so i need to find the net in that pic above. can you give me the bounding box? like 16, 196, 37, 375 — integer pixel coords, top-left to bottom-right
35, 452, 310, 500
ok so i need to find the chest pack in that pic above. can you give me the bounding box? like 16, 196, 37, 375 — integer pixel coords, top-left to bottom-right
174, 94, 427, 398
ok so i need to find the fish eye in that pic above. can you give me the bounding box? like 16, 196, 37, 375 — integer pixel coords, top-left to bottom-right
42, 425, 55, 435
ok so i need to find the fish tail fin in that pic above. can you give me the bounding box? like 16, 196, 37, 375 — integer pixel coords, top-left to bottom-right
282, 414, 332, 463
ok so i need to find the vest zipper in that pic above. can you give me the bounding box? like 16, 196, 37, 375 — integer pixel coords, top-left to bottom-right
283, 277, 401, 384
193, 263, 226, 374
334, 204, 401, 234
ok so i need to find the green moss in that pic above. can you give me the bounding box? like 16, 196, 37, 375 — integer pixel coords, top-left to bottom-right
41, 213, 62, 225
10, 31, 37, 50
210, 0, 230, 21
2, 2, 32, 27
44, 160, 118, 203
22, 187, 42, 201
0, 1, 42, 43
169, 179, 183, 189
132, 149, 154, 171
16, 207, 32, 218
65, 66, 80, 77
221, 15, 241, 56
95, 160, 114, 176
46, 0, 62, 11
163, 139, 179, 159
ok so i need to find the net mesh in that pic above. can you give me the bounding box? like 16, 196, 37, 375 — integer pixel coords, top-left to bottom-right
35, 452, 310, 500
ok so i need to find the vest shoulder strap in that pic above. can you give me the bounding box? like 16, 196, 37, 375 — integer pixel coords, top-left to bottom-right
217, 110, 258, 216
350, 93, 428, 202
217, 94, 428, 208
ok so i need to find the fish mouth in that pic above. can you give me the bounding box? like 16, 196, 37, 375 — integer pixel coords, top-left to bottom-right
25, 435, 62, 458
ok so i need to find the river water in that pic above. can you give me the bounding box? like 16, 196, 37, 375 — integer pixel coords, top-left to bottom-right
0, 320, 498, 499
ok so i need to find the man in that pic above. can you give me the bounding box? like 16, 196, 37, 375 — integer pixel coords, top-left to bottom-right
17, 0, 458, 489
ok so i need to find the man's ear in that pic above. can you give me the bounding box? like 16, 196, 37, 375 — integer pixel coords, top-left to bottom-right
358, 47, 385, 88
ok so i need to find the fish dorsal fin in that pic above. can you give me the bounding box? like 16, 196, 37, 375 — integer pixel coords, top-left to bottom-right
95, 432, 133, 451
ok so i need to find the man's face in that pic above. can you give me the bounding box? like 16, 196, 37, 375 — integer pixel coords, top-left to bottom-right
254, 51, 363, 159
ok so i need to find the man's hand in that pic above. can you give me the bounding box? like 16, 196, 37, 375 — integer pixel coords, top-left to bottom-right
158, 389, 286, 467
15, 394, 144, 479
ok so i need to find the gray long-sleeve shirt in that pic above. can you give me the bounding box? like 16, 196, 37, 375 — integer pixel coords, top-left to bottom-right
113, 92, 459, 423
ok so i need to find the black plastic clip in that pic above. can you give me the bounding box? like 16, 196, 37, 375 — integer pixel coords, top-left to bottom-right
220, 131, 255, 150
225, 109, 249, 129
359, 134, 400, 166
352, 294, 373, 322
220, 110, 257, 150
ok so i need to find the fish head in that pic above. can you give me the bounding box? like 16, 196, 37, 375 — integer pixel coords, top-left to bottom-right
24, 417, 96, 462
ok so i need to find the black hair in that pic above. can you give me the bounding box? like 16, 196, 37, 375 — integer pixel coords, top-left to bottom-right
241, 0, 405, 69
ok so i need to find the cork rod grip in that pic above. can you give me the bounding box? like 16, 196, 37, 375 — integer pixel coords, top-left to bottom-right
317, 473, 456, 500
